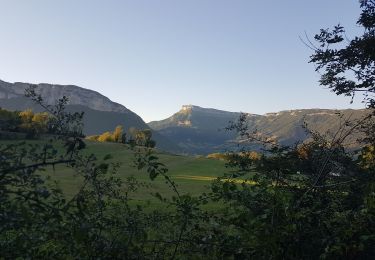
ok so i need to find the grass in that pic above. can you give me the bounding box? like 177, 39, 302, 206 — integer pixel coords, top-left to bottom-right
82, 141, 230, 198
1, 139, 242, 206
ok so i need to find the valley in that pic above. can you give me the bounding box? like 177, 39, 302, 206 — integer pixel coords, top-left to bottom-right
0, 79, 368, 156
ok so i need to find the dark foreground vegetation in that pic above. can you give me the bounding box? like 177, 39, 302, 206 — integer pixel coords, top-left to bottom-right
1, 1, 375, 259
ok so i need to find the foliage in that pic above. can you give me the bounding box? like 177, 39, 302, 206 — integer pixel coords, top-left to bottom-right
0, 107, 52, 136
87, 125, 155, 148
18, 109, 51, 136
112, 125, 123, 143
128, 128, 156, 148
87, 126, 122, 143
0, 87, 213, 259
359, 144, 375, 169
31, 111, 50, 133
3, 97, 374, 258
309, 0, 375, 107
97, 131, 114, 142
201, 107, 375, 258
0, 88, 154, 258
0, 108, 21, 132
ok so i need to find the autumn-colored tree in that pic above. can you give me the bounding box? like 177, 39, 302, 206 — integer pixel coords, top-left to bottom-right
18, 109, 35, 133
89, 125, 125, 143
18, 109, 51, 135
86, 135, 100, 141
32, 112, 49, 124
359, 145, 375, 169
32, 112, 50, 134
112, 125, 123, 143
19, 109, 34, 123
97, 131, 113, 142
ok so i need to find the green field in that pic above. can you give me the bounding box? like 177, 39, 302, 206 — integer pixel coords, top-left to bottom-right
2, 139, 237, 206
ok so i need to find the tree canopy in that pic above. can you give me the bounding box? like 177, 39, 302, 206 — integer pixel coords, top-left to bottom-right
309, 0, 375, 107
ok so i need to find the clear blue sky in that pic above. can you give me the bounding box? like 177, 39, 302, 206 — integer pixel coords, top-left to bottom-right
0, 0, 364, 122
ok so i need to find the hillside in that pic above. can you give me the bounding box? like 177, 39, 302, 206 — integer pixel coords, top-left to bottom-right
149, 105, 241, 154
0, 79, 180, 152
149, 105, 369, 154
149, 105, 242, 131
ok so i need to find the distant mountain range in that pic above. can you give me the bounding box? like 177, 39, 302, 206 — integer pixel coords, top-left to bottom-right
0, 79, 368, 155
148, 105, 368, 154
0, 79, 179, 152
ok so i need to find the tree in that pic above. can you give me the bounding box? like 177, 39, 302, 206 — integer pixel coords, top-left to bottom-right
121, 133, 127, 144
112, 125, 123, 142
19, 109, 34, 123
17, 109, 51, 136
18, 109, 34, 132
31, 112, 50, 134
309, 0, 375, 171
134, 129, 155, 148
309, 0, 375, 107
97, 131, 113, 142
88, 125, 125, 143
0, 108, 21, 132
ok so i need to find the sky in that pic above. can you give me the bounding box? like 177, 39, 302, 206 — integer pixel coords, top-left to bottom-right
0, 0, 365, 122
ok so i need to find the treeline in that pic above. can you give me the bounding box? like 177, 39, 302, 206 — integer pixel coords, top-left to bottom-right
87, 126, 156, 148
0, 108, 51, 137
0, 107, 156, 147
207, 151, 261, 161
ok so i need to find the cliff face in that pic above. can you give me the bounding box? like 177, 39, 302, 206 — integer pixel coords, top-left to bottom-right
0, 80, 130, 113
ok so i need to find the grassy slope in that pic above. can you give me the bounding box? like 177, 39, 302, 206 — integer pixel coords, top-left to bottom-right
82, 141, 228, 202
1, 140, 230, 206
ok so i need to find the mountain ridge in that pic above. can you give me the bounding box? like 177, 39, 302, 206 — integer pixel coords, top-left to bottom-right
149, 105, 242, 130
148, 105, 368, 154
0, 79, 131, 114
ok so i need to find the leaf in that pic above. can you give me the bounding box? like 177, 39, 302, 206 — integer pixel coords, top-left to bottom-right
103, 154, 113, 161
149, 169, 159, 180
